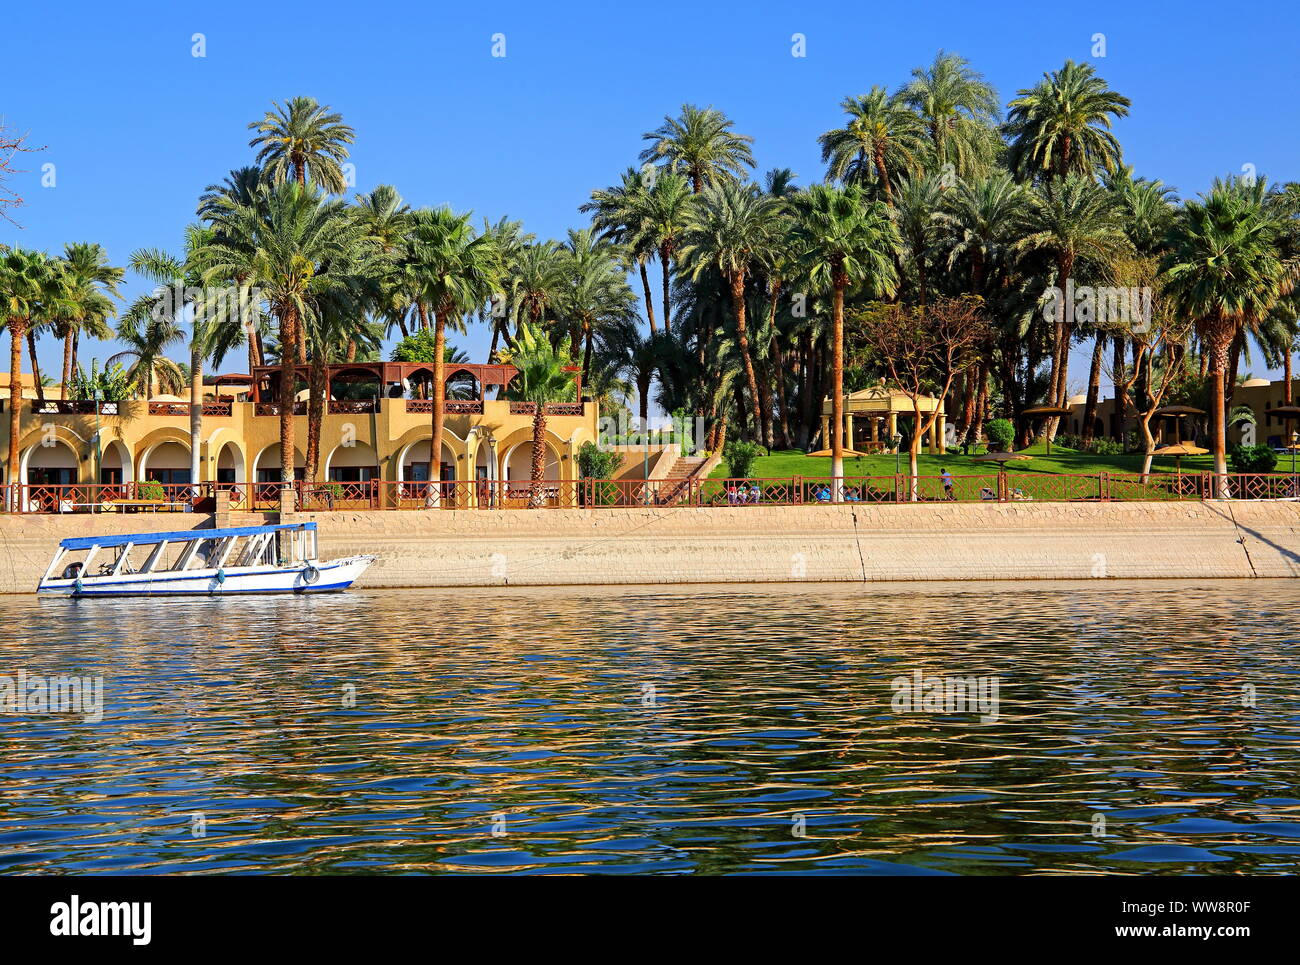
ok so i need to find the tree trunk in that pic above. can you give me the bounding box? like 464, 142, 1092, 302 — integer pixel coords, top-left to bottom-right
1081, 334, 1105, 447
26, 329, 45, 406
278, 306, 298, 490
639, 261, 657, 335
189, 344, 203, 487
1286, 349, 1294, 406
1112, 336, 1126, 442
874, 145, 893, 205
831, 281, 845, 495
61, 329, 75, 398
529, 411, 547, 507
660, 248, 672, 332
430, 306, 448, 495
581, 323, 594, 387
305, 350, 328, 481
7, 320, 25, 498
1207, 321, 1232, 495
729, 272, 764, 450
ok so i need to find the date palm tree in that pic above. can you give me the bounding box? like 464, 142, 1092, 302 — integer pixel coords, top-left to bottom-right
501, 322, 576, 505
0, 247, 59, 493
557, 229, 639, 385
55, 243, 122, 396
248, 96, 355, 194
194, 179, 375, 487
1015, 174, 1129, 438
640, 104, 755, 194
404, 207, 501, 491
1164, 178, 1288, 489
582, 167, 660, 333
126, 225, 220, 484
1005, 60, 1131, 181
900, 50, 1000, 179
640, 169, 694, 327
818, 87, 925, 203
678, 180, 782, 438
479, 216, 535, 361
790, 185, 900, 486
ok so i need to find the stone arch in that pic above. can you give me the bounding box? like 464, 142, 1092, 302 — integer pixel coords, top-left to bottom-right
323, 439, 380, 481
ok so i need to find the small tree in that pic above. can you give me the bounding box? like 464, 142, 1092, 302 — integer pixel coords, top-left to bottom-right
723, 440, 763, 479
502, 323, 575, 507
577, 440, 619, 479
984, 418, 1014, 451
853, 296, 990, 499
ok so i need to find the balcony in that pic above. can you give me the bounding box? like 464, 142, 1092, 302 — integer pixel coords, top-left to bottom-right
30, 400, 121, 415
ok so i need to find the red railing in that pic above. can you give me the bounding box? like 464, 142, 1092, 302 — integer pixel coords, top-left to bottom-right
254, 402, 307, 416
6, 473, 1300, 513
30, 400, 121, 415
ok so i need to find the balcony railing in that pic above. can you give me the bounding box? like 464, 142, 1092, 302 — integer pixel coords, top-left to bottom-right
508, 402, 585, 416
254, 402, 307, 416
30, 400, 121, 415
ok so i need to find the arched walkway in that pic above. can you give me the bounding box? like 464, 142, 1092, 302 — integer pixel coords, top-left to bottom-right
214, 440, 246, 484
503, 440, 561, 481
324, 440, 380, 482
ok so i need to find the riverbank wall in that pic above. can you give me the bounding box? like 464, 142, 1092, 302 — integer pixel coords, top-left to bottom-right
2, 500, 1299, 593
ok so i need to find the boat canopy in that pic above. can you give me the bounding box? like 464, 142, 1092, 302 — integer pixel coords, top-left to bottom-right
58, 522, 317, 551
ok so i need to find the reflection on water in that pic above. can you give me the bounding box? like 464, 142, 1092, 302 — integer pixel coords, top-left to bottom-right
1, 580, 1299, 875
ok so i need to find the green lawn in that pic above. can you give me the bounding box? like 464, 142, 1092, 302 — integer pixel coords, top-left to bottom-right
710, 444, 1221, 480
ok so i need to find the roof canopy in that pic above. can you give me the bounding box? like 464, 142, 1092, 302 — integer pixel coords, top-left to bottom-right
821, 385, 943, 416
59, 522, 316, 551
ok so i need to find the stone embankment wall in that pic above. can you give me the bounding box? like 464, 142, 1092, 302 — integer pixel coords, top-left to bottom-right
4, 501, 1294, 593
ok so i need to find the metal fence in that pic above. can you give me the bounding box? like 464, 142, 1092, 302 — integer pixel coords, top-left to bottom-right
3, 472, 1299, 513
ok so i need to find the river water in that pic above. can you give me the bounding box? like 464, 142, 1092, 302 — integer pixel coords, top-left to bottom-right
1, 581, 1298, 875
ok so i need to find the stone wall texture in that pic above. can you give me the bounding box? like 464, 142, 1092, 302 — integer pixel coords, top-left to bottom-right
3, 500, 1298, 594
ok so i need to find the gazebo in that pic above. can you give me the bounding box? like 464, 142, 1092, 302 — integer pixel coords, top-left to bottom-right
820, 385, 945, 455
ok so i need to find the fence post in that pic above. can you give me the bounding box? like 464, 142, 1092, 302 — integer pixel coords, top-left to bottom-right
794, 474, 802, 505
1099, 471, 1109, 502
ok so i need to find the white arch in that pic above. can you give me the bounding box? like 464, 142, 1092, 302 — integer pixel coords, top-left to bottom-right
323, 440, 380, 480
100, 439, 134, 484
214, 439, 246, 481
137, 440, 191, 481
19, 438, 80, 486
252, 442, 305, 480
502, 440, 560, 481
395, 439, 459, 482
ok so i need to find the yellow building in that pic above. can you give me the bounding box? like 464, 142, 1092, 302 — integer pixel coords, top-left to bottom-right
0, 362, 599, 509
1064, 377, 1299, 447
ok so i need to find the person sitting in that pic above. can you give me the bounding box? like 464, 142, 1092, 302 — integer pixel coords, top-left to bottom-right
814, 485, 832, 502
844, 486, 861, 502
979, 486, 997, 500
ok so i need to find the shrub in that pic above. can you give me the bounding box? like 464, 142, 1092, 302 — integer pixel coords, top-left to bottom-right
984, 418, 1014, 451
1090, 437, 1125, 456
1230, 444, 1277, 474
723, 440, 764, 479
137, 480, 164, 500
1054, 432, 1084, 450
577, 440, 620, 479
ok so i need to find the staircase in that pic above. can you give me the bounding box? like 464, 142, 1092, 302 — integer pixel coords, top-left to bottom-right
657, 456, 707, 505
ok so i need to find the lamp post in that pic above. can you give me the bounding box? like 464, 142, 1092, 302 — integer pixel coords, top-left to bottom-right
93, 388, 103, 499
892, 432, 903, 475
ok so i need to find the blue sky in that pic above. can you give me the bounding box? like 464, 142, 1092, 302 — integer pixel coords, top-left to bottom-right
2, 0, 1296, 386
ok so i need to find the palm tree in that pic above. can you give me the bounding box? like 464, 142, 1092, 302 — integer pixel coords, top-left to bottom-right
248, 96, 355, 193
790, 188, 904, 486
900, 50, 1000, 179
557, 229, 638, 384
0, 247, 59, 494
790, 185, 900, 485
1005, 60, 1131, 181
513, 241, 568, 334
891, 174, 946, 307
678, 180, 782, 438
108, 309, 187, 399
55, 243, 122, 396
404, 208, 501, 491
478, 216, 534, 360
126, 225, 216, 484
501, 323, 576, 506
640, 170, 694, 327
1015, 174, 1129, 438
582, 167, 660, 333
818, 87, 925, 203
194, 179, 376, 488
599, 316, 668, 424
640, 104, 755, 193
1164, 178, 1288, 489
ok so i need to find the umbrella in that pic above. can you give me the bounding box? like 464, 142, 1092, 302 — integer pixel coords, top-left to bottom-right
1021, 405, 1073, 454
1152, 442, 1208, 475
973, 450, 1032, 500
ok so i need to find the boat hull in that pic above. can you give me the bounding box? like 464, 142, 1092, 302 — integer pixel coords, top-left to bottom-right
37, 555, 375, 598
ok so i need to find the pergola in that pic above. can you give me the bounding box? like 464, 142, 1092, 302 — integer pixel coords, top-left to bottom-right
250, 362, 551, 404
820, 385, 945, 454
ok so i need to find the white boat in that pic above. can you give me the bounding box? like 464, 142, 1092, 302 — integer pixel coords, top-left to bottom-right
37, 522, 375, 597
